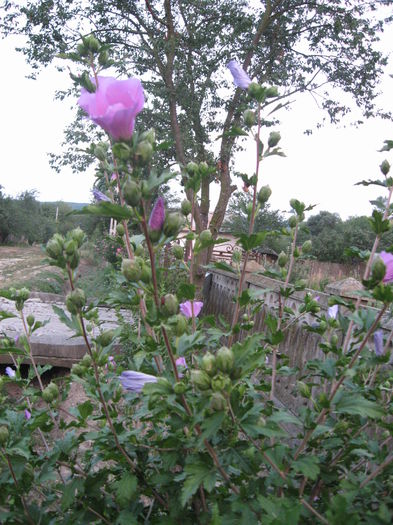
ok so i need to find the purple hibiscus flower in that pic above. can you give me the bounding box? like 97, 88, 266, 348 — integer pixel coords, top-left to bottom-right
92, 188, 111, 202
227, 60, 252, 90
119, 370, 157, 393
148, 197, 165, 231
327, 304, 339, 319
378, 251, 393, 283
78, 76, 144, 141
179, 300, 203, 318
5, 366, 16, 378
373, 330, 385, 356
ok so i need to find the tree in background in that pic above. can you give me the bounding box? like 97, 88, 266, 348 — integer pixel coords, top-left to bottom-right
1, 0, 392, 253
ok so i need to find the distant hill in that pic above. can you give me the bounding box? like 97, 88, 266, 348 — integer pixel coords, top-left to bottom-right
41, 201, 89, 210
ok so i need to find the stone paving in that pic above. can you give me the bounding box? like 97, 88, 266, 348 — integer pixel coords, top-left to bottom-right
0, 292, 133, 367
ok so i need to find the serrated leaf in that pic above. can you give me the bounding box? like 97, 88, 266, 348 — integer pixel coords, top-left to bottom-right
77, 400, 94, 420
236, 231, 267, 251
147, 169, 176, 191
205, 261, 237, 274
378, 140, 393, 152
180, 462, 217, 507
115, 473, 137, 506
75, 202, 133, 221
61, 478, 84, 510
0, 310, 16, 321
334, 393, 384, 419
292, 456, 320, 480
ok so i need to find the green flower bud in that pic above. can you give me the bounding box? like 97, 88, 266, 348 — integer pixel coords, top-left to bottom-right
172, 244, 184, 260
199, 229, 212, 246
84, 35, 100, 53
175, 314, 188, 336
161, 294, 179, 316
140, 264, 152, 284
371, 257, 386, 283
243, 109, 256, 127
210, 392, 227, 411
186, 161, 199, 175
191, 370, 211, 390
302, 240, 312, 254
163, 212, 184, 237
199, 162, 209, 176
98, 49, 109, 66
201, 352, 216, 376
68, 251, 80, 270
94, 143, 108, 161
215, 346, 234, 373
97, 330, 115, 348
66, 289, 86, 315
278, 251, 288, 268
135, 141, 153, 163
64, 239, 78, 256
134, 244, 144, 257
181, 199, 192, 216
149, 228, 161, 243
81, 354, 92, 367
331, 334, 338, 345
139, 129, 156, 145
265, 86, 279, 98
42, 386, 54, 403
116, 223, 125, 236
26, 315, 34, 327
71, 363, 85, 376
0, 425, 9, 445
140, 180, 150, 199
46, 238, 63, 259
380, 159, 390, 176
247, 82, 264, 100
174, 381, 187, 394
47, 382, 59, 399
211, 373, 231, 392
288, 215, 297, 228
122, 258, 142, 282
268, 131, 281, 148
123, 178, 141, 207
76, 43, 88, 57
297, 381, 311, 399
257, 185, 272, 205
71, 228, 85, 247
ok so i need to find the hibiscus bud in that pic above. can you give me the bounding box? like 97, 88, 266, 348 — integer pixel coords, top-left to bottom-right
191, 370, 211, 390
268, 131, 281, 148
26, 315, 35, 327
97, 330, 115, 348
163, 213, 183, 237
302, 240, 312, 254
94, 142, 108, 161
172, 244, 184, 260
140, 181, 150, 198
123, 178, 141, 207
135, 141, 153, 163
71, 227, 85, 247
161, 294, 179, 317
243, 109, 256, 127
265, 86, 278, 98
122, 259, 142, 282
247, 82, 264, 100
201, 352, 216, 376
371, 257, 386, 283
135, 244, 144, 256
199, 162, 209, 176
288, 215, 297, 228
47, 382, 59, 399
83, 35, 100, 53
149, 197, 165, 230
330, 334, 338, 346
140, 263, 152, 284
112, 142, 131, 160
199, 229, 212, 246
116, 223, 125, 236
66, 289, 86, 315
64, 239, 78, 256
174, 381, 187, 394
380, 159, 390, 176
186, 161, 199, 175
211, 373, 231, 392
215, 346, 234, 373
46, 237, 63, 259
139, 129, 156, 145
0, 426, 9, 445
181, 199, 192, 216
80, 72, 96, 93
42, 385, 55, 403
76, 43, 88, 57
210, 392, 227, 411
98, 49, 110, 66
175, 314, 188, 336
71, 363, 85, 376
257, 185, 272, 205
81, 354, 92, 367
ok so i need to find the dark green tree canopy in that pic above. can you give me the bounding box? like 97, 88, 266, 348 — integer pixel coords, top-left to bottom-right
2, 0, 392, 238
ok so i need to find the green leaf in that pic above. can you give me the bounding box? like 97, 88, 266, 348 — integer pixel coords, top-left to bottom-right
355, 178, 387, 188
199, 412, 226, 441
239, 289, 251, 307
0, 310, 16, 320
0, 345, 25, 356
217, 126, 248, 139
147, 169, 176, 191
369, 210, 390, 235
77, 400, 94, 420
334, 393, 384, 419
177, 283, 196, 300
180, 461, 217, 506
378, 140, 393, 152
61, 479, 84, 510
205, 261, 237, 274
115, 473, 137, 507
236, 231, 267, 251
292, 456, 320, 480
76, 202, 133, 221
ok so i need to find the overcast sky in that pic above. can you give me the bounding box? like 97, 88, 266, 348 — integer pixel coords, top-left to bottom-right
1, 27, 392, 220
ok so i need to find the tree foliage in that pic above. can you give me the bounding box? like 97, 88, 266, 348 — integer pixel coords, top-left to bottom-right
1, 0, 392, 241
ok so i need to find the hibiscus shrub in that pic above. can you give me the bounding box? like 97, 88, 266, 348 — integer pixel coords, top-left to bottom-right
0, 37, 392, 524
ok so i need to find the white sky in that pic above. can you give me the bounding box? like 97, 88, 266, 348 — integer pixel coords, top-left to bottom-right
1, 27, 392, 220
